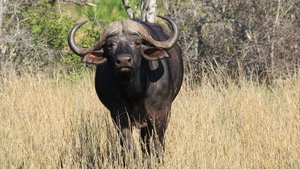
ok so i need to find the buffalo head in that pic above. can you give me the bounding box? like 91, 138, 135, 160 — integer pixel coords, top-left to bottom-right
68, 15, 179, 80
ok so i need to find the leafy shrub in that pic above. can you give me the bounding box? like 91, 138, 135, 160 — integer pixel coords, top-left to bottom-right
1, 1, 100, 75
75, 0, 128, 25
21, 3, 81, 69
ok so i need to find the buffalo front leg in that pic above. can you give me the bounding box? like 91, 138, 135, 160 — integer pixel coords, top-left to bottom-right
154, 118, 167, 152
112, 112, 136, 158
120, 126, 136, 153
115, 125, 136, 166
153, 108, 171, 161
152, 116, 169, 163
140, 117, 168, 159
140, 123, 154, 154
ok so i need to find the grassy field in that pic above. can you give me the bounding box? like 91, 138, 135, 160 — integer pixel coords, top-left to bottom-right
0, 68, 299, 168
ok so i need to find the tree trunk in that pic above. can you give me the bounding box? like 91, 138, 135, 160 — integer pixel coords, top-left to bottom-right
122, 0, 134, 19
141, 0, 156, 22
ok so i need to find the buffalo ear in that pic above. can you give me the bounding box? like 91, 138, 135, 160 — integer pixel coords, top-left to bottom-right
82, 49, 107, 64
142, 47, 169, 60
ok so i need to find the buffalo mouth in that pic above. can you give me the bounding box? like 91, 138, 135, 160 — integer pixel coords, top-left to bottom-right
115, 67, 134, 80
116, 66, 134, 74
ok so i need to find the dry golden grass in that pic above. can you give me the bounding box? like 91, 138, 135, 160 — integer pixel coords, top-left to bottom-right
1, 69, 299, 168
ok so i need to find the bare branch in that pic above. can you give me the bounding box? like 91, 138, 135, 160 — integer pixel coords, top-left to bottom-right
122, 0, 133, 19
208, 4, 252, 41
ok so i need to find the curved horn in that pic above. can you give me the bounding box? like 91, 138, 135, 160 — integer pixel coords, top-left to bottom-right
68, 21, 97, 56
124, 15, 180, 49
68, 21, 122, 56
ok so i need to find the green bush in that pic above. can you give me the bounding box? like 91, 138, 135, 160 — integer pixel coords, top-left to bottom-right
19, 3, 100, 75
75, 0, 129, 25
22, 3, 77, 66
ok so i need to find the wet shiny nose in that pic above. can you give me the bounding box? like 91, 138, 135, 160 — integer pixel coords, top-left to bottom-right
116, 54, 132, 66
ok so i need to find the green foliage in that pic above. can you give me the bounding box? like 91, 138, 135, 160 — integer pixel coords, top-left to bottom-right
23, 4, 74, 50
20, 3, 94, 74
76, 0, 128, 25
128, 0, 142, 19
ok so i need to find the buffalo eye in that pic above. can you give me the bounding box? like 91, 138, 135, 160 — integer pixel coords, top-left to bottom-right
107, 42, 117, 50
131, 40, 141, 47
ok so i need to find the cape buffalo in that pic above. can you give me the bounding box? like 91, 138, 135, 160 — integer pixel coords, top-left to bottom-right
68, 15, 183, 156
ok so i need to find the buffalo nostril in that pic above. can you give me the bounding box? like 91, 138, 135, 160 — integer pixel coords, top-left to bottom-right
116, 54, 132, 65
